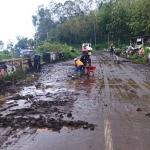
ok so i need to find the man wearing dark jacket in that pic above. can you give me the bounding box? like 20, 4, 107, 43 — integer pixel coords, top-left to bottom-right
80, 52, 92, 74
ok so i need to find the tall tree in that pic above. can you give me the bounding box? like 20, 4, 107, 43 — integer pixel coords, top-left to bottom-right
0, 40, 4, 49
15, 36, 34, 49
129, 0, 150, 36
106, 0, 132, 43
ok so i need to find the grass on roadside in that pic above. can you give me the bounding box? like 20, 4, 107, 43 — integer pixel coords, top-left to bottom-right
128, 54, 148, 64
127, 47, 150, 64
38, 42, 80, 60
1, 70, 38, 83
0, 54, 13, 60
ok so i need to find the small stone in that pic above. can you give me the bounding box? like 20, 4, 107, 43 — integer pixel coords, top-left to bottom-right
31, 121, 36, 125
90, 126, 94, 131
136, 108, 142, 112
130, 90, 136, 93
60, 114, 63, 118
83, 124, 88, 129
67, 112, 72, 117
145, 113, 150, 116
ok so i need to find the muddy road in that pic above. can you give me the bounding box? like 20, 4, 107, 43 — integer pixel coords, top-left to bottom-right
0, 51, 150, 150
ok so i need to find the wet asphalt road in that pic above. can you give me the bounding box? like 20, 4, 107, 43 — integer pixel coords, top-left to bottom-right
1, 51, 150, 150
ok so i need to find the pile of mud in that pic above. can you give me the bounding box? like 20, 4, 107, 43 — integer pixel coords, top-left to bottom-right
0, 91, 95, 132
0, 115, 95, 131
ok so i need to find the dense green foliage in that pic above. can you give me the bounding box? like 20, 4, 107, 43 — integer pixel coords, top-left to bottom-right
15, 36, 34, 49
0, 52, 13, 60
38, 42, 80, 59
31, 0, 150, 48
11, 0, 150, 64
128, 55, 148, 64
1, 71, 26, 82
0, 40, 4, 49
1, 70, 38, 83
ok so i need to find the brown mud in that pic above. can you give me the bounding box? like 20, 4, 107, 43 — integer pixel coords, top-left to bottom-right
0, 51, 150, 150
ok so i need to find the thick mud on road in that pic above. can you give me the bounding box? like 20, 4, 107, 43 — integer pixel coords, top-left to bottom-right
0, 51, 150, 150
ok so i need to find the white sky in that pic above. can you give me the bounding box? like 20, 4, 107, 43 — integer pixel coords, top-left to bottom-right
0, 0, 64, 49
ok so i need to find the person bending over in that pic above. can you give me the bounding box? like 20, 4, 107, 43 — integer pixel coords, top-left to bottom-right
74, 58, 84, 76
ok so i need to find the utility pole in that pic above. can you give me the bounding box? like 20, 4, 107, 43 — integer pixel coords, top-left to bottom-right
108, 33, 109, 47
36, 37, 37, 50
94, 23, 96, 46
9, 39, 14, 58
92, 1, 97, 46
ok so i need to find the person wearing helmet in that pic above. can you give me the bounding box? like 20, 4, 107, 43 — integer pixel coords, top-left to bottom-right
80, 52, 92, 66
87, 52, 92, 66
80, 52, 92, 75
74, 58, 84, 75
141, 47, 144, 55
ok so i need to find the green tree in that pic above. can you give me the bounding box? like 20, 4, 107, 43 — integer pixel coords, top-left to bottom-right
15, 36, 34, 49
0, 40, 4, 49
106, 0, 132, 44
3, 50, 10, 54
129, 0, 150, 36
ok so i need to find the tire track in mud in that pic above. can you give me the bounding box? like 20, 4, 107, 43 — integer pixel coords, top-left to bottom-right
1, 52, 150, 150
95, 54, 114, 150
95, 52, 150, 150
119, 64, 150, 97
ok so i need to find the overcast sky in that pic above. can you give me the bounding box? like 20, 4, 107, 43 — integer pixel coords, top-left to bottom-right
0, 0, 64, 49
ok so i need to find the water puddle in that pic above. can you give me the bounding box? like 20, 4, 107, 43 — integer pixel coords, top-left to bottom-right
37, 126, 84, 132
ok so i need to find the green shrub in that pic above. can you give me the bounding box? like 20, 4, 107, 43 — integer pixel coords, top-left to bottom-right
2, 70, 26, 82
3, 50, 10, 54
93, 43, 108, 50
65, 50, 80, 59
0, 54, 13, 60
144, 47, 150, 54
128, 47, 150, 64
128, 55, 137, 60
95, 45, 100, 50
129, 54, 148, 64
38, 42, 80, 59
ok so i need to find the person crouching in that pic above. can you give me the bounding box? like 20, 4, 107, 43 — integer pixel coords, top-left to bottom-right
74, 58, 84, 76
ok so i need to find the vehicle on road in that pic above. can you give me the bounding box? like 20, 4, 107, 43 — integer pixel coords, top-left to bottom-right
20, 49, 35, 58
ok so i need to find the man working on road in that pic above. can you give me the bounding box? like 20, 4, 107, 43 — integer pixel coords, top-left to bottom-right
80, 52, 92, 66
74, 58, 84, 76
113, 47, 120, 64
59, 51, 65, 61
80, 52, 92, 74
110, 44, 114, 59
34, 54, 41, 71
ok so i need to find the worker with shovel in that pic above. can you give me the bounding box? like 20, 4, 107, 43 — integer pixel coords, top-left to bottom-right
34, 54, 41, 71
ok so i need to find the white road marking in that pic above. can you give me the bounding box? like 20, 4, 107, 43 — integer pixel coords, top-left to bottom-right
104, 114, 113, 150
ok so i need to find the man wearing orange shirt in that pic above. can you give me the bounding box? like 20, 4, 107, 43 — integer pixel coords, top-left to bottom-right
74, 58, 84, 75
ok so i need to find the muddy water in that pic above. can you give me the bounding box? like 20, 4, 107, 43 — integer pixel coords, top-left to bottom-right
1, 52, 150, 150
